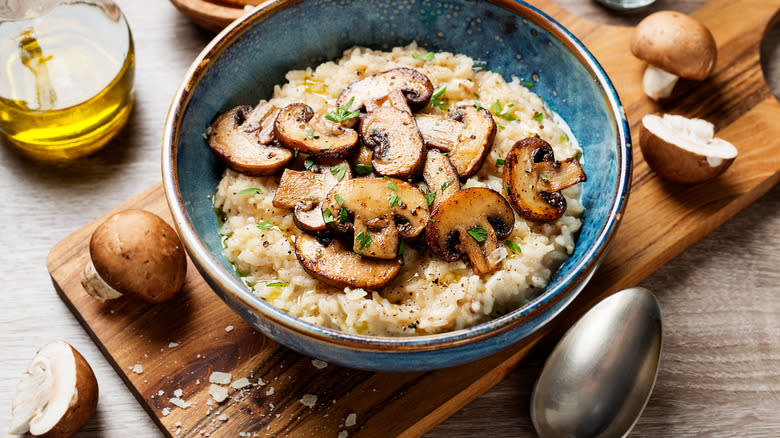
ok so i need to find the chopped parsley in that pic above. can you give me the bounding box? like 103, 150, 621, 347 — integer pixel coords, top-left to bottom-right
238, 187, 262, 195
412, 51, 435, 62
495, 158, 506, 167
522, 80, 535, 87
334, 193, 346, 206
431, 86, 448, 110
325, 96, 360, 123
440, 179, 454, 192
467, 226, 488, 242
322, 208, 335, 224
504, 240, 522, 254
266, 281, 289, 288
474, 101, 482, 111
420, 186, 436, 206
355, 231, 371, 250
540, 174, 550, 182
491, 99, 516, 121
388, 192, 402, 208
338, 207, 349, 223
304, 158, 315, 170
574, 150, 582, 161
354, 164, 373, 175
305, 128, 314, 141
490, 99, 503, 115
256, 220, 275, 230
533, 112, 544, 123
398, 239, 405, 256
387, 180, 399, 191
330, 164, 347, 182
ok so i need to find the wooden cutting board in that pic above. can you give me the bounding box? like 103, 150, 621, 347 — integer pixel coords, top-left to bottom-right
47, 0, 780, 436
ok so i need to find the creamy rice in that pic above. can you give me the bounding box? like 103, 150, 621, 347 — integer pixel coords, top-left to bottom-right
213, 43, 583, 336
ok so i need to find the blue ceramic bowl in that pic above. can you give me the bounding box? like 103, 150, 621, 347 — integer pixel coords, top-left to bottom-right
162, 0, 631, 371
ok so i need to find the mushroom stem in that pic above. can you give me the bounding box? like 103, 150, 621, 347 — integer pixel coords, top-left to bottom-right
642, 65, 679, 100
80, 260, 123, 302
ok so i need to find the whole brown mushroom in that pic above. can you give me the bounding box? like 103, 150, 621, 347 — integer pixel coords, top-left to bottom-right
630, 11, 717, 100
81, 209, 187, 304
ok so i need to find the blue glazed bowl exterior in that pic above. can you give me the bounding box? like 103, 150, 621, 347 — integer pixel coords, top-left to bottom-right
162, 0, 632, 371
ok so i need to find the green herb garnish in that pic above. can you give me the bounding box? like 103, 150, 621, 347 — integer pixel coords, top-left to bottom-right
522, 80, 535, 87
305, 128, 314, 141
256, 220, 275, 230
266, 281, 289, 288
238, 187, 262, 195
440, 179, 454, 192
431, 86, 448, 110
355, 231, 371, 250
490, 99, 502, 115
330, 164, 347, 182
398, 240, 405, 256
334, 193, 346, 206
325, 96, 360, 123
533, 112, 544, 123
467, 226, 488, 242
304, 158, 315, 170
540, 174, 550, 182
412, 51, 435, 62
322, 208, 335, 224
573, 150, 582, 161
354, 164, 373, 175
474, 101, 482, 111
420, 186, 436, 206
387, 180, 398, 191
495, 158, 506, 167
338, 207, 349, 223
388, 192, 402, 208
504, 240, 522, 254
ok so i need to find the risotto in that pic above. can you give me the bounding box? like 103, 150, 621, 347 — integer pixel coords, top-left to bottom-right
212, 43, 584, 336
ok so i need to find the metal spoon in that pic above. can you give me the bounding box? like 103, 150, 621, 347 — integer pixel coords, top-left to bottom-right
531, 287, 662, 438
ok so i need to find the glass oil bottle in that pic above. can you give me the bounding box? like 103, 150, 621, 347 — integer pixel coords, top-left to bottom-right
0, 0, 135, 160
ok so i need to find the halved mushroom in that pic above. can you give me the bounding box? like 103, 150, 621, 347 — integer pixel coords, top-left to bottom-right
207, 103, 294, 175
294, 234, 401, 290
640, 113, 737, 184
422, 149, 460, 208
9, 341, 98, 438
503, 136, 586, 223
272, 162, 352, 232
425, 187, 514, 275
415, 105, 496, 178
322, 177, 429, 259
336, 67, 434, 114
274, 103, 359, 158
359, 105, 426, 178
630, 11, 717, 100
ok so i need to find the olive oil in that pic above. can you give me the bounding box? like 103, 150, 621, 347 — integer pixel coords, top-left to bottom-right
0, 2, 134, 160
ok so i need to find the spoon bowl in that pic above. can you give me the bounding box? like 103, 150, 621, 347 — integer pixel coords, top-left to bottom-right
531, 287, 663, 437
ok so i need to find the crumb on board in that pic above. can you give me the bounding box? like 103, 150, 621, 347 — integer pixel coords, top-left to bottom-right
209, 384, 229, 403
131, 363, 143, 374
300, 394, 317, 408
345, 413, 357, 427
311, 359, 328, 369
209, 371, 232, 385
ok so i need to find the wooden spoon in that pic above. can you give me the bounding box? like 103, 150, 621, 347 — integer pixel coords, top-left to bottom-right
168, 0, 261, 32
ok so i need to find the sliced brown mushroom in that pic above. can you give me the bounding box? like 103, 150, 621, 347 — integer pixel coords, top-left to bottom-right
422, 149, 460, 208
503, 136, 586, 223
425, 187, 515, 275
272, 162, 352, 233
294, 234, 401, 290
274, 103, 359, 158
415, 105, 496, 178
322, 177, 429, 259
359, 105, 426, 179
336, 67, 434, 113
207, 103, 294, 175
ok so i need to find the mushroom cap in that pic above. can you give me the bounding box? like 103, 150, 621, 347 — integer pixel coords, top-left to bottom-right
89, 209, 187, 303
640, 113, 737, 184
207, 104, 294, 175
273, 103, 359, 158
425, 187, 515, 274
336, 67, 434, 113
359, 105, 426, 179
10, 341, 98, 438
630, 11, 717, 80
294, 234, 401, 290
503, 136, 586, 223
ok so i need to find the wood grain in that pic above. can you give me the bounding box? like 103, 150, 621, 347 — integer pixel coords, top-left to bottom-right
40, 0, 780, 437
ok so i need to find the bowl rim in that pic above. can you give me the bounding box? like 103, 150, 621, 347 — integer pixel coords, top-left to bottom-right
162, 0, 632, 352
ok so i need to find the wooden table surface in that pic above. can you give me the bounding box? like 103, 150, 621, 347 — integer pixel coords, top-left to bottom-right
1, 1, 778, 437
